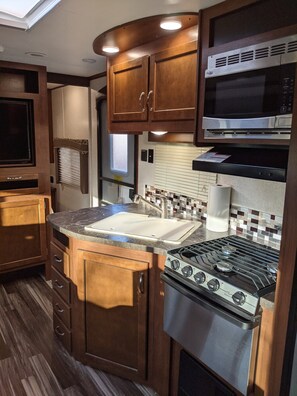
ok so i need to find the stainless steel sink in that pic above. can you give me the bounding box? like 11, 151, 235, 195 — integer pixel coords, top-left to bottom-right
85, 212, 201, 244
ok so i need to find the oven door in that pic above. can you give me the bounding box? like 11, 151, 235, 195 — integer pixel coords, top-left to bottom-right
161, 273, 260, 396
203, 63, 295, 132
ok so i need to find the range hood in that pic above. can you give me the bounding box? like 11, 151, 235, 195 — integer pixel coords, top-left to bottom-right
192, 146, 289, 182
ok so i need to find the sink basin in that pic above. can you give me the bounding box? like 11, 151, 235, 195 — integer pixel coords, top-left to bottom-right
85, 212, 201, 244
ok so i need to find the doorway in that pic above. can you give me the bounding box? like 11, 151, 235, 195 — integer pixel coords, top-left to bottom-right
97, 97, 138, 205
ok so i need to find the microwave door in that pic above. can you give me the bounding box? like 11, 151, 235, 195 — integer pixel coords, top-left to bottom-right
203, 65, 294, 125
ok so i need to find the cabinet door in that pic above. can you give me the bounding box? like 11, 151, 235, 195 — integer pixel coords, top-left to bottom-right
79, 250, 148, 380
0, 197, 47, 272
149, 41, 197, 123
109, 56, 149, 122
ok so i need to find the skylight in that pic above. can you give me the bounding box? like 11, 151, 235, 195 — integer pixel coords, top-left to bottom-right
0, 0, 60, 30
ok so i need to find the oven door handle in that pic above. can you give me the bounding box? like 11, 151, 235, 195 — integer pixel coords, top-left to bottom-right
161, 273, 260, 330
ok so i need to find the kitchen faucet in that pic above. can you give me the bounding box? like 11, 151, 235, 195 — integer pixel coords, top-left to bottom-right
133, 193, 169, 219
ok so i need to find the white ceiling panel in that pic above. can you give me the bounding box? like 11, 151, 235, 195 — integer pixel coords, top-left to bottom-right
0, 0, 222, 77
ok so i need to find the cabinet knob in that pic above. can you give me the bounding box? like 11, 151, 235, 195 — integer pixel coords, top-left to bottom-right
55, 326, 65, 337
54, 255, 62, 263
54, 280, 64, 289
147, 90, 153, 111
139, 91, 146, 112
55, 303, 64, 313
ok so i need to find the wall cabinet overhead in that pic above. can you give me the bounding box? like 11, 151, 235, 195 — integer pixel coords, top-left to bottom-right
92, 13, 199, 136
51, 85, 89, 139
108, 40, 197, 134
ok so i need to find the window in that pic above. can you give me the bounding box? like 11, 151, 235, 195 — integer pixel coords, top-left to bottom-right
110, 134, 128, 174
54, 139, 89, 194
0, 0, 61, 29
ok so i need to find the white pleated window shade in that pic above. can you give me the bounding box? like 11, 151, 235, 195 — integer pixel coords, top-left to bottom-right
57, 147, 80, 188
155, 145, 217, 201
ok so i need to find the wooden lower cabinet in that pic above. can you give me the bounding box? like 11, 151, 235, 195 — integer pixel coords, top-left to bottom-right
0, 195, 48, 273
49, 236, 172, 395
78, 250, 148, 379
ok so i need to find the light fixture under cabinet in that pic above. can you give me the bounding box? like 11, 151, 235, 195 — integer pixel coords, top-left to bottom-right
102, 45, 120, 54
151, 131, 168, 135
160, 20, 182, 31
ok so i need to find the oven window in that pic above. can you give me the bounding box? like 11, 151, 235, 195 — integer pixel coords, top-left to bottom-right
179, 350, 236, 396
204, 66, 283, 119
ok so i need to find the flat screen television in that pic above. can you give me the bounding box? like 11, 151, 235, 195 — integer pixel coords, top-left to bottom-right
0, 98, 35, 167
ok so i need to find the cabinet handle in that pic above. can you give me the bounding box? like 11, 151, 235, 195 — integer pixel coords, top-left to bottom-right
55, 303, 64, 313
55, 326, 65, 337
138, 272, 144, 294
54, 255, 62, 263
54, 280, 64, 289
147, 90, 153, 111
139, 91, 146, 112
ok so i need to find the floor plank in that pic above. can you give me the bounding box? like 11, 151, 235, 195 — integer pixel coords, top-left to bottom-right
0, 271, 157, 396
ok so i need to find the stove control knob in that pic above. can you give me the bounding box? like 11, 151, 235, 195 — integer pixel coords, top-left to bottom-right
194, 272, 206, 285
207, 279, 220, 292
182, 265, 193, 277
170, 259, 180, 271
232, 291, 246, 306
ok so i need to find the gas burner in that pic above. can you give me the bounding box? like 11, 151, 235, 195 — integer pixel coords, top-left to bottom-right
216, 260, 234, 272
267, 262, 278, 281
221, 243, 237, 256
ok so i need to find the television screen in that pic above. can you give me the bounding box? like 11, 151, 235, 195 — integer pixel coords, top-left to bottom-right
0, 98, 35, 166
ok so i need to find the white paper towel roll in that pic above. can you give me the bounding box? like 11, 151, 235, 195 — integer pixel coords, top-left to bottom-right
206, 184, 231, 232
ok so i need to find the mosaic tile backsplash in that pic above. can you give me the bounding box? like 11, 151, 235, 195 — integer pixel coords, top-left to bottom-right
145, 185, 282, 249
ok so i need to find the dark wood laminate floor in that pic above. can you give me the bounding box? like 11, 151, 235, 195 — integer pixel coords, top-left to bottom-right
0, 270, 157, 396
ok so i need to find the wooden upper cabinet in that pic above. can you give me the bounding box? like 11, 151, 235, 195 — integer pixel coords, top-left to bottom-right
109, 56, 149, 122
149, 41, 197, 123
106, 23, 199, 134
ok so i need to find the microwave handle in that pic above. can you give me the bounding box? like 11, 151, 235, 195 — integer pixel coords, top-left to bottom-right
202, 116, 281, 130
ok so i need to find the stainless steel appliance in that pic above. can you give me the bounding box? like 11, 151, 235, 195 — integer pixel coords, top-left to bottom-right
162, 235, 279, 395
203, 34, 297, 139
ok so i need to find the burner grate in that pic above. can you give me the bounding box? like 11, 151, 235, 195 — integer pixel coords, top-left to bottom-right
170, 235, 279, 293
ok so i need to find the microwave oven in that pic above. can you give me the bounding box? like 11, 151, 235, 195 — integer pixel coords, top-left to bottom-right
203, 34, 297, 140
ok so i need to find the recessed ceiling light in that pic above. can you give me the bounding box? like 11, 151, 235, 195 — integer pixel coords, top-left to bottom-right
82, 58, 96, 63
160, 20, 182, 31
102, 46, 120, 54
151, 131, 168, 135
25, 51, 47, 57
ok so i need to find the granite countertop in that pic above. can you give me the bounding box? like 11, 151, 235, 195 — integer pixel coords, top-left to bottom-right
47, 203, 275, 308
47, 202, 228, 255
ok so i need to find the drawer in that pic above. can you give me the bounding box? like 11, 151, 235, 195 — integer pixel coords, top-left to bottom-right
52, 266, 71, 304
50, 242, 69, 277
53, 290, 71, 329
53, 313, 72, 352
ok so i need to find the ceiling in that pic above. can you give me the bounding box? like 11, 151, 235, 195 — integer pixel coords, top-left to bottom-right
0, 0, 221, 77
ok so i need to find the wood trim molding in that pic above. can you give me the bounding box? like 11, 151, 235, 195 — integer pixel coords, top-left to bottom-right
47, 72, 89, 87
53, 138, 88, 152
89, 71, 107, 81
267, 65, 297, 395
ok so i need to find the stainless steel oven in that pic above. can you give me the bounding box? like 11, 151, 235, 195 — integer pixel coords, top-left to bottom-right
203, 34, 297, 140
162, 235, 279, 396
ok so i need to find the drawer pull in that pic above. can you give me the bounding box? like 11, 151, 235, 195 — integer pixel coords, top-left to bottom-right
138, 272, 144, 294
55, 326, 65, 336
54, 280, 64, 289
54, 255, 62, 263
55, 303, 64, 313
